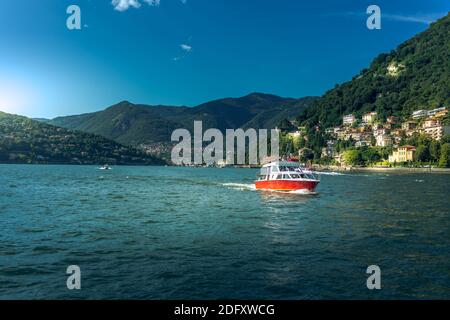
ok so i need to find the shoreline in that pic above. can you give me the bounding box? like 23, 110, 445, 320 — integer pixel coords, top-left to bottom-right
0, 162, 164, 167
313, 165, 450, 174
1, 162, 450, 174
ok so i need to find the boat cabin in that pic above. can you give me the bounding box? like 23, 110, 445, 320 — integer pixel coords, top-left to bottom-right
257, 161, 318, 181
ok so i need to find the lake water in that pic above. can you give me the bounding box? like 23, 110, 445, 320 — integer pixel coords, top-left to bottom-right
0, 164, 449, 299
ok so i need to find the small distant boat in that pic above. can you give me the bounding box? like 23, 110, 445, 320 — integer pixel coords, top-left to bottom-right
216, 160, 227, 168
98, 164, 112, 170
255, 160, 320, 192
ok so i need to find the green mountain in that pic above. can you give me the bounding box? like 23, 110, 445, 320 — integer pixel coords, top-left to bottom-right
49, 102, 185, 147
298, 13, 450, 129
49, 93, 318, 147
0, 111, 165, 165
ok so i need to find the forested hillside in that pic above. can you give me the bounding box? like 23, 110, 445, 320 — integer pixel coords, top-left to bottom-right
297, 13, 450, 129
0, 112, 165, 165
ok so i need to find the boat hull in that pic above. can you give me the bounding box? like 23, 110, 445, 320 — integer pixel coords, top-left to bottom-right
255, 179, 319, 191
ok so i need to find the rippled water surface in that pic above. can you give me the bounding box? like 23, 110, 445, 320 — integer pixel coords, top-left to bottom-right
0, 164, 449, 299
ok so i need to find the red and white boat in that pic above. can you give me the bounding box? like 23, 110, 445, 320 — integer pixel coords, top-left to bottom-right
255, 161, 319, 192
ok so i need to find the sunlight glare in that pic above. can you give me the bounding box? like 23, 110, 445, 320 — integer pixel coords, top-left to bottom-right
0, 80, 31, 115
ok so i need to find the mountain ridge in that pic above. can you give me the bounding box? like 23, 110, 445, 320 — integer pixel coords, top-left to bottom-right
48, 93, 319, 149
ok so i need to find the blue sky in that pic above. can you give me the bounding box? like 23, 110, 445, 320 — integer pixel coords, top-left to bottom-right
0, 0, 448, 118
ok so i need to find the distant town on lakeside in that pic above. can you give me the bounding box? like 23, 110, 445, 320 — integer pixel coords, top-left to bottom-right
280, 106, 450, 168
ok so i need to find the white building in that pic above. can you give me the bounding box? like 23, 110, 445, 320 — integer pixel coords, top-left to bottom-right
427, 107, 447, 117
412, 107, 448, 119
376, 135, 393, 147
343, 114, 356, 126
412, 109, 428, 119
373, 128, 389, 137
423, 125, 450, 141
423, 118, 441, 129
362, 112, 377, 124
402, 121, 417, 131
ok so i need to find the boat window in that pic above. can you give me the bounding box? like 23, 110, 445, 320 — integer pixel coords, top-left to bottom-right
277, 174, 282, 179
271, 166, 279, 173
282, 174, 290, 180
291, 174, 300, 179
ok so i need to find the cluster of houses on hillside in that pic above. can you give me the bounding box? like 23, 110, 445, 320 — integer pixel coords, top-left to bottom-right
313, 107, 449, 164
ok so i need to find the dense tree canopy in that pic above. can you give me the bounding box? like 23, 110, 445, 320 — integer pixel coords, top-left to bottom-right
0, 112, 165, 165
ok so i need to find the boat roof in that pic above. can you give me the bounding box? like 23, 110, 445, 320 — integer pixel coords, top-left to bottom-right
261, 161, 300, 168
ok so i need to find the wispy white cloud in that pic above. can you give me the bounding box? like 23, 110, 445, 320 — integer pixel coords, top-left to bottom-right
324, 11, 446, 25
173, 42, 193, 61
180, 44, 192, 52
383, 13, 445, 25
112, 0, 160, 12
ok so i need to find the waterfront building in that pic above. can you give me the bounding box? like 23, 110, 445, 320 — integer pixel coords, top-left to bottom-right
362, 112, 377, 124
423, 124, 450, 141
427, 107, 447, 117
343, 114, 356, 126
412, 110, 428, 119
383, 123, 393, 130
434, 108, 448, 118
373, 128, 389, 137
388, 145, 416, 163
321, 142, 336, 158
333, 153, 344, 165
423, 118, 441, 129
413, 107, 448, 119
337, 130, 347, 140
358, 123, 372, 133
387, 116, 398, 124
376, 134, 393, 147
391, 129, 403, 137
372, 123, 383, 131
345, 132, 361, 142
402, 121, 417, 131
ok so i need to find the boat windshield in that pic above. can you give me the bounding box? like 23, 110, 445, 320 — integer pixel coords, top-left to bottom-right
281, 167, 318, 180
258, 163, 319, 181
260, 167, 269, 176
